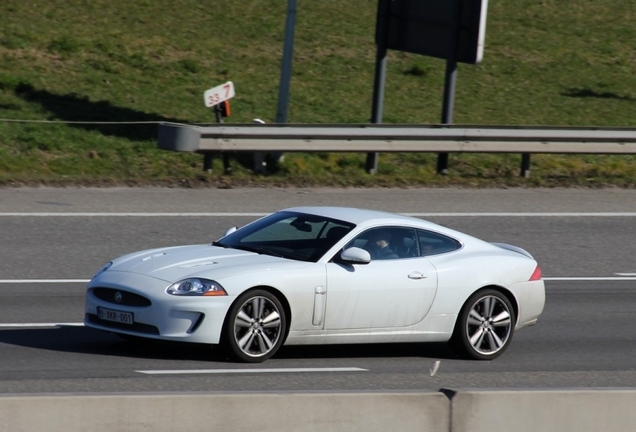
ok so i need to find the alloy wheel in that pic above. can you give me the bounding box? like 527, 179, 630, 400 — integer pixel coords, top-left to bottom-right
466, 294, 513, 356
232, 294, 283, 360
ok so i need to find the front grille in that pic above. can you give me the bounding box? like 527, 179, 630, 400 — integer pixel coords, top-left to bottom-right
91, 288, 152, 307
85, 313, 160, 335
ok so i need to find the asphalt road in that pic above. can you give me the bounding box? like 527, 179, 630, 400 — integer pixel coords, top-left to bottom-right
1, 187, 635, 394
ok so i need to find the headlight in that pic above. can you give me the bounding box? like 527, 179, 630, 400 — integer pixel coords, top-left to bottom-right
92, 262, 113, 279
166, 278, 227, 296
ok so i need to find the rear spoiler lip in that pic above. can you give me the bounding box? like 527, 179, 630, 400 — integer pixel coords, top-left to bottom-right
490, 242, 535, 260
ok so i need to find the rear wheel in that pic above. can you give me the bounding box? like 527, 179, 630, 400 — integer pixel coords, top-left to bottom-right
451, 289, 515, 360
224, 289, 286, 363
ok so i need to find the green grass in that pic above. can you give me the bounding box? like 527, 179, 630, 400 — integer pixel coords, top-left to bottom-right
1, 0, 635, 187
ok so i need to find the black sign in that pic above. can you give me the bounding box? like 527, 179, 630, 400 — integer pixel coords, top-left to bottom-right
376, 0, 488, 64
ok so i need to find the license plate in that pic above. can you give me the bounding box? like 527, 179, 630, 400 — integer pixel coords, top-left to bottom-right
97, 307, 133, 325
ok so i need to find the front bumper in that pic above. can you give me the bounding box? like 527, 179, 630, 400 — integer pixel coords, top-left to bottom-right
84, 270, 234, 344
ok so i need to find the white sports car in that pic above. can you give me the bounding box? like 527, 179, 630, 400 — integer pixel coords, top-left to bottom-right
85, 207, 545, 363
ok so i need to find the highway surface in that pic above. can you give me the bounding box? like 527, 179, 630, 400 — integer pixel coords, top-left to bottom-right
1, 187, 635, 394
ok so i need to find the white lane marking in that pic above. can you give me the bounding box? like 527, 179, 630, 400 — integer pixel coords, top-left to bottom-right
1, 277, 636, 285
0, 279, 89, 284
405, 212, 636, 217
0, 212, 635, 217
544, 277, 636, 281
0, 213, 267, 217
136, 367, 368, 375
0, 323, 84, 328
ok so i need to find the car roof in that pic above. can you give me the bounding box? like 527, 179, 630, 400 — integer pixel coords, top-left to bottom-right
283, 206, 433, 227
282, 206, 495, 252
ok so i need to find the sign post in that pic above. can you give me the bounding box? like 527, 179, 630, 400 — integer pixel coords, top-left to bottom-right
202, 81, 235, 173
367, 0, 392, 175
374, 0, 489, 174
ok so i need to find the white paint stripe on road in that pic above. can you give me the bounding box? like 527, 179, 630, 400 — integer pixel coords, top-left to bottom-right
0, 322, 84, 328
1, 277, 636, 285
544, 277, 636, 281
404, 213, 636, 217
136, 367, 368, 375
0, 212, 635, 217
0, 279, 90, 284
0, 212, 268, 217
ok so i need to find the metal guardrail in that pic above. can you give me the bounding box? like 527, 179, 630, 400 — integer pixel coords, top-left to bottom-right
157, 123, 636, 176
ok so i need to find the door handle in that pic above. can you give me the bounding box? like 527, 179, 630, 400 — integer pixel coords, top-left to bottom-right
408, 272, 427, 280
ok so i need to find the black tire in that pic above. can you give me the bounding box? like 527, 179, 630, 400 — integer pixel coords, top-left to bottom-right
223, 289, 286, 363
451, 289, 516, 360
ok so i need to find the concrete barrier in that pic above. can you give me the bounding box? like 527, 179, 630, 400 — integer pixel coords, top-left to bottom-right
3, 389, 636, 432
0, 392, 449, 432
450, 389, 636, 432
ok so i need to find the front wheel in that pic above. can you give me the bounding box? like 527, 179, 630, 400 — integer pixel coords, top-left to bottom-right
451, 289, 516, 360
224, 289, 286, 363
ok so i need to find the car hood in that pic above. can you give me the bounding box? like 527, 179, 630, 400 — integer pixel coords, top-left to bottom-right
106, 244, 303, 282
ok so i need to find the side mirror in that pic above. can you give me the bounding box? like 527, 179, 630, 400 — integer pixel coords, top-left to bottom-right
224, 227, 238, 237
339, 247, 371, 264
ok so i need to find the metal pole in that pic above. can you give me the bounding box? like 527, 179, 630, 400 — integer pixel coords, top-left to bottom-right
204, 104, 229, 173
203, 154, 213, 172
214, 105, 231, 174
437, 61, 456, 175
437, 0, 462, 175
520, 153, 531, 177
259, 0, 297, 172
276, 0, 297, 124
368, 48, 387, 174
368, 0, 390, 175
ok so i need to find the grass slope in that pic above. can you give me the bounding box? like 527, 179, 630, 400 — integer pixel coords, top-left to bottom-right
1, 0, 635, 187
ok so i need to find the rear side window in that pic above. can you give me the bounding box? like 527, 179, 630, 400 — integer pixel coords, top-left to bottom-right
416, 229, 461, 256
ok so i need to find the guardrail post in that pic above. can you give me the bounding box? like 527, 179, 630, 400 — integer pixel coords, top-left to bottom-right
203, 154, 213, 172
520, 153, 531, 178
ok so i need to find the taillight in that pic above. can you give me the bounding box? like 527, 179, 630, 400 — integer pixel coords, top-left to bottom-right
529, 265, 542, 281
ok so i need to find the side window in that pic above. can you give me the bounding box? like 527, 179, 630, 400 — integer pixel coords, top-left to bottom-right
416, 229, 461, 256
347, 227, 418, 260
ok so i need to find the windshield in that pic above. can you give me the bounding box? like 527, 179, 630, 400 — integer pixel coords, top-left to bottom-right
214, 211, 355, 262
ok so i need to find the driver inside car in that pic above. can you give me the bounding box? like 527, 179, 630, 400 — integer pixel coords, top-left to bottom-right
365, 230, 399, 260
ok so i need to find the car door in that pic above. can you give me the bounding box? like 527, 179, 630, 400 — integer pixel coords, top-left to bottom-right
323, 227, 438, 330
